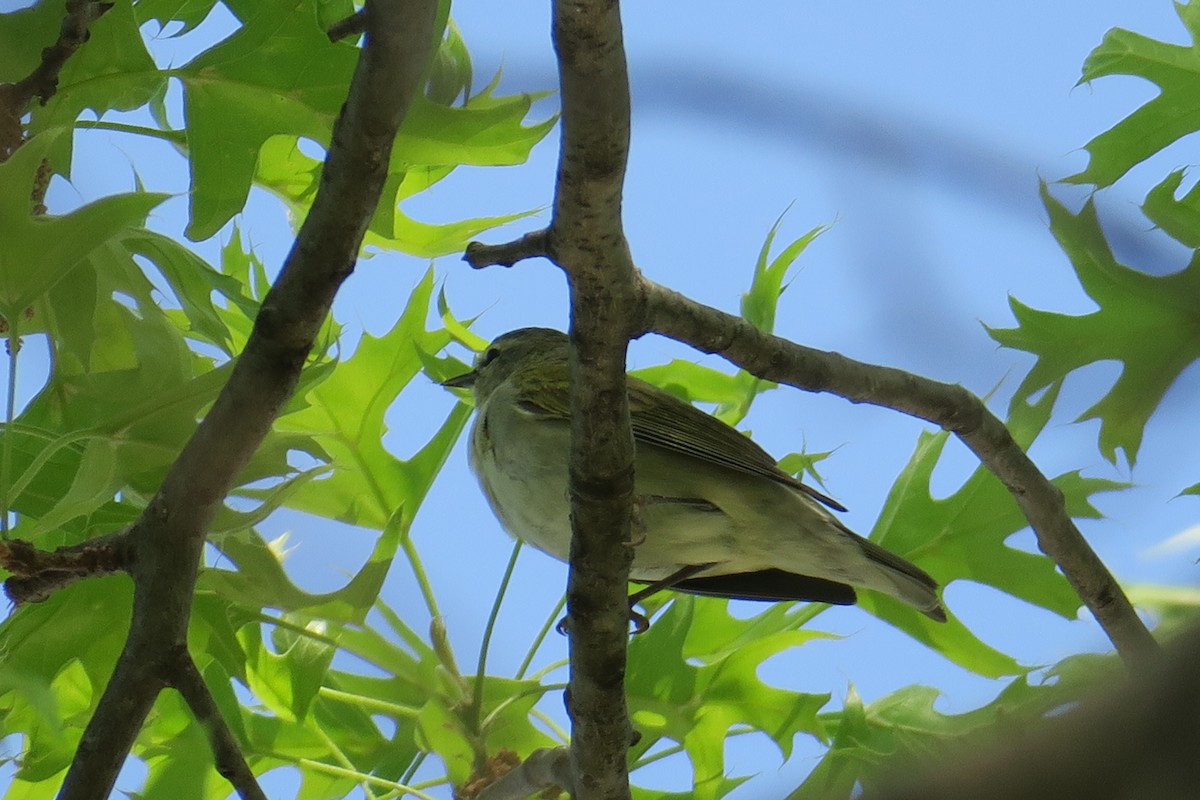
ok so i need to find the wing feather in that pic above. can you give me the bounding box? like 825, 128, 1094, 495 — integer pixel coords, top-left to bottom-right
512, 362, 845, 512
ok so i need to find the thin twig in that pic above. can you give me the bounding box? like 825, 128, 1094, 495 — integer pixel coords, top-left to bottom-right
1, 532, 131, 605
464, 230, 551, 269
170, 649, 267, 800
327, 10, 367, 43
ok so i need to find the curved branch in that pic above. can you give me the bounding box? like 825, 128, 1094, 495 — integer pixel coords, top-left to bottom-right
54, 2, 440, 797
642, 279, 1158, 670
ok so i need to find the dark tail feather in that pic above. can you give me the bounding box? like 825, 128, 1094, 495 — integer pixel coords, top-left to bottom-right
660, 569, 858, 606
858, 538, 946, 622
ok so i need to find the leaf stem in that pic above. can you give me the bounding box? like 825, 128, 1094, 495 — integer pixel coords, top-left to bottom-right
313, 724, 379, 800
469, 540, 522, 735
294, 759, 439, 800
400, 533, 441, 619
515, 593, 567, 680
318, 686, 421, 719
2, 319, 21, 540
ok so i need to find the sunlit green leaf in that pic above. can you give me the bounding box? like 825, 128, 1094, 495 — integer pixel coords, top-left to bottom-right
627, 598, 831, 800
275, 269, 465, 529
0, 131, 167, 320
862, 382, 1127, 676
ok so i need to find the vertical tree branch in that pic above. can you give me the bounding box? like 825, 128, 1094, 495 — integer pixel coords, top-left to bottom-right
54, 1, 440, 797
549, 0, 641, 798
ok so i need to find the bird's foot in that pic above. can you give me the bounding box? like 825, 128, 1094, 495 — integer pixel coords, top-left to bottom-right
554, 607, 652, 636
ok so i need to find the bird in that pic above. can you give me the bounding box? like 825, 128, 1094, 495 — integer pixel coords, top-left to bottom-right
442, 327, 946, 623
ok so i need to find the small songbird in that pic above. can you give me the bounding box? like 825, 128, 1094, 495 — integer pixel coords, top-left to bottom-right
443, 328, 946, 622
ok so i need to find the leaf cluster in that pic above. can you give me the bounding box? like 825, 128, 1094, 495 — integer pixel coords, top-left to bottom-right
0, 0, 1195, 798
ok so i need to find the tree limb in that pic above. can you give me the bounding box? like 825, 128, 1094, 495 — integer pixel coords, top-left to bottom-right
641, 279, 1157, 669
53, 1, 440, 797
327, 10, 367, 43
547, 0, 640, 798
464, 248, 1158, 670
0, 0, 113, 161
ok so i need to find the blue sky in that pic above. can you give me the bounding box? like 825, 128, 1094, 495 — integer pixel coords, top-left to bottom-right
396, 2, 1200, 794
5, 0, 1200, 796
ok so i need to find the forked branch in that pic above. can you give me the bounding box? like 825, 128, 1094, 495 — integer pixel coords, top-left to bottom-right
50, 1, 441, 797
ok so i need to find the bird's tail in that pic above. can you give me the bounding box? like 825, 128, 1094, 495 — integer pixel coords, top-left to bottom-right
857, 537, 946, 622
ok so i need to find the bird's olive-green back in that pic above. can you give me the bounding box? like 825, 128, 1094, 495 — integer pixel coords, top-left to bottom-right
475, 328, 843, 511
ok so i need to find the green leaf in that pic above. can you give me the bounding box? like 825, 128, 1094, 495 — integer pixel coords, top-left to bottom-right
632, 217, 825, 428
0, 130, 168, 320
167, 0, 551, 240
255, 135, 543, 257
139, 702, 215, 800
634, 777, 750, 800
776, 449, 836, 492
392, 93, 556, 168
16, 439, 119, 541
862, 382, 1126, 676
1067, 3, 1200, 188
275, 269, 465, 530
627, 598, 831, 800
416, 697, 476, 784
427, 20, 474, 105
741, 215, 825, 334
788, 653, 1120, 799
1126, 584, 1200, 635
15, 1, 163, 147
0, 1, 71, 80
134, 0, 224, 35
0, 578, 133, 780
632, 360, 763, 409
988, 185, 1200, 465
203, 505, 410, 625
177, 0, 356, 240
240, 616, 336, 722
125, 230, 260, 354
1142, 168, 1200, 247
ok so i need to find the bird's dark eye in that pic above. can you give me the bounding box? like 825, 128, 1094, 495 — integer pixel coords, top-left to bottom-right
479, 347, 501, 367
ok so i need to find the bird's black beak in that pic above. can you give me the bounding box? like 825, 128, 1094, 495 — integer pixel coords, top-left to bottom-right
440, 369, 478, 389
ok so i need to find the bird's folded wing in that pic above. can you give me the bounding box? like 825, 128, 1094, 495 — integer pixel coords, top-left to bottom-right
513, 363, 846, 512
627, 377, 847, 511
